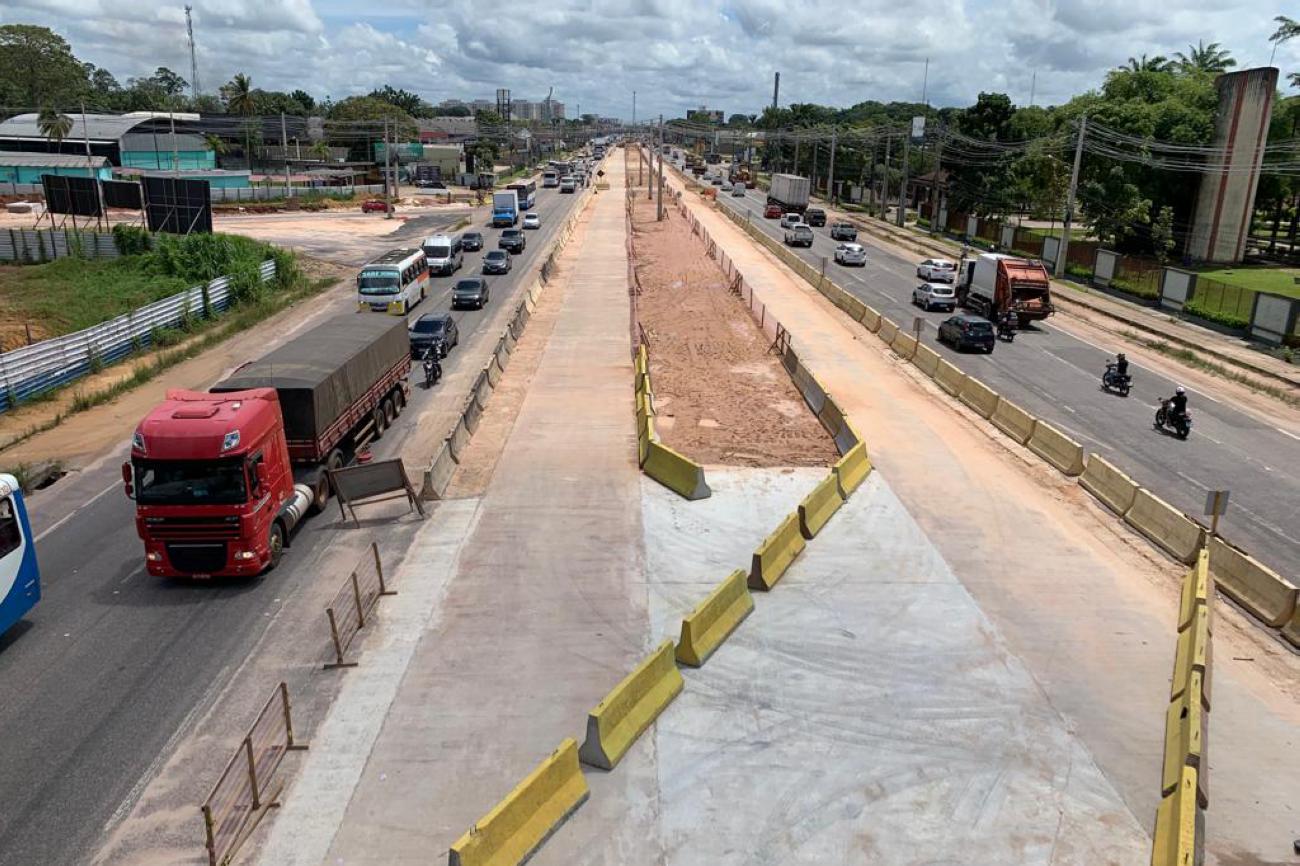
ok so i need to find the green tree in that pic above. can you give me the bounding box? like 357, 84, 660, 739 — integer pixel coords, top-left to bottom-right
1270, 15, 1299, 64
204, 134, 228, 156
37, 107, 73, 145
0, 25, 89, 107
149, 67, 189, 97
220, 73, 256, 115
727, 113, 751, 127
1123, 54, 1172, 73
1080, 166, 1152, 248
1173, 41, 1235, 73
439, 104, 472, 117
369, 85, 433, 118
1151, 205, 1176, 264
309, 140, 332, 161
289, 89, 316, 112
329, 96, 418, 135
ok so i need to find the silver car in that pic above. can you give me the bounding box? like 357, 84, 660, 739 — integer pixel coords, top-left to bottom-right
834, 242, 867, 266
913, 281, 958, 311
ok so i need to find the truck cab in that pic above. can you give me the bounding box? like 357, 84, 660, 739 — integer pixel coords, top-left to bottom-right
491, 191, 519, 227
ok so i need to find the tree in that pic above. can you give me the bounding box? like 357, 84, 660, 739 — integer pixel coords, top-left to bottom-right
1270, 15, 1299, 64
440, 105, 471, 117
1174, 41, 1234, 73
37, 107, 73, 145
1079, 165, 1152, 248
149, 67, 189, 97
289, 89, 316, 113
329, 96, 418, 136
204, 134, 228, 156
220, 73, 256, 116
369, 85, 433, 118
0, 25, 89, 108
309, 140, 332, 161
1123, 54, 1172, 73
727, 113, 751, 127
1151, 205, 1176, 264
957, 92, 1015, 140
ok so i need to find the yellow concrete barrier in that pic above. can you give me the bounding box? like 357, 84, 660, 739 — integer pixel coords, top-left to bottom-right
958, 377, 1000, 419
1161, 671, 1208, 807
841, 294, 868, 321
891, 332, 918, 358
877, 318, 900, 345
1177, 549, 1213, 633
1171, 604, 1212, 710
579, 640, 684, 770
448, 738, 589, 866
1283, 609, 1300, 649
859, 305, 882, 333
1150, 765, 1200, 866
1124, 489, 1206, 565
912, 344, 941, 377
676, 569, 754, 667
1207, 535, 1297, 628
988, 397, 1037, 446
932, 358, 967, 396
748, 513, 806, 591
832, 439, 872, 499
643, 442, 711, 500
1079, 454, 1139, 516
1026, 419, 1086, 477
798, 471, 845, 540
816, 394, 847, 442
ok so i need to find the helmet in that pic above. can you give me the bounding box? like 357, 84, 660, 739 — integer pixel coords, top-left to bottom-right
1117, 352, 1126, 360
1175, 385, 1186, 395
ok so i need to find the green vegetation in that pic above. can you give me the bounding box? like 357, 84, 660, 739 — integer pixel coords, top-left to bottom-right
1195, 266, 1300, 298
1184, 299, 1249, 329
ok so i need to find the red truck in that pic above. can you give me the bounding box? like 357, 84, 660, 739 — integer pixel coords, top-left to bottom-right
957, 252, 1055, 323
124, 315, 410, 578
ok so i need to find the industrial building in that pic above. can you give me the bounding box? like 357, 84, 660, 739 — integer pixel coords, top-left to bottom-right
0, 151, 112, 185
0, 112, 216, 173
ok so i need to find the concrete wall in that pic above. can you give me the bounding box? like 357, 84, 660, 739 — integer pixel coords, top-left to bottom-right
1187, 67, 1278, 263
1159, 268, 1196, 312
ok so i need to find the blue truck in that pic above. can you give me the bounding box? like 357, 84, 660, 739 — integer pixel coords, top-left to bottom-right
491, 190, 519, 227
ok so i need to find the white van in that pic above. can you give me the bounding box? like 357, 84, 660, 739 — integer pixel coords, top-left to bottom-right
559, 176, 576, 194
421, 233, 462, 276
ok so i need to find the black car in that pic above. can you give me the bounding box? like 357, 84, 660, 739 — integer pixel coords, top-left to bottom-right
482, 251, 511, 275
499, 229, 526, 253
409, 312, 459, 358
938, 314, 996, 353
453, 277, 491, 309
804, 207, 827, 227
461, 231, 484, 251
829, 221, 857, 241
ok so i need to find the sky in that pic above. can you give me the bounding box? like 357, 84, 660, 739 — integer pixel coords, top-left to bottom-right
2, 0, 1298, 118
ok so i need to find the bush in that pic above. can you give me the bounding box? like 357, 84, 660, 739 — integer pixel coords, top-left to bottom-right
1184, 300, 1248, 330
1108, 276, 1159, 300
112, 224, 153, 256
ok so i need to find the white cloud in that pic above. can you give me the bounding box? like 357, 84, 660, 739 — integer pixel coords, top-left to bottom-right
2, 0, 1297, 117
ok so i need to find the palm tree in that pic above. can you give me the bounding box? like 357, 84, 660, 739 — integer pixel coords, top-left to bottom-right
1270, 16, 1299, 64
309, 140, 332, 162
1123, 54, 1171, 73
1174, 40, 1236, 73
204, 133, 228, 155
37, 108, 73, 146
222, 73, 256, 166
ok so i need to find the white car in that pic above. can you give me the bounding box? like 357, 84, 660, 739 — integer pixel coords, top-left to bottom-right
916, 258, 957, 282
730, 185, 746, 197
523, 213, 541, 229
721, 181, 733, 191
913, 281, 958, 311
779, 213, 803, 229
834, 243, 867, 266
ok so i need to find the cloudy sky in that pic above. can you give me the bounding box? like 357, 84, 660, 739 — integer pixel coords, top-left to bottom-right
3, 0, 1297, 117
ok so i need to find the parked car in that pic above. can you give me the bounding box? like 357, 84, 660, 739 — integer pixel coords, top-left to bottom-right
938, 314, 995, 353
779, 213, 803, 229
763, 203, 783, 219
461, 231, 484, 251
917, 258, 957, 282
834, 242, 867, 266
913, 282, 958, 312
453, 277, 491, 308
829, 221, 858, 241
730, 185, 746, 197
523, 213, 541, 230
804, 207, 826, 227
784, 224, 814, 247
361, 199, 387, 213
409, 312, 459, 358
499, 229, 526, 253
481, 251, 511, 275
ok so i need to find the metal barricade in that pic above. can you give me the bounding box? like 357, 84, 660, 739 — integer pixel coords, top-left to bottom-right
324, 542, 394, 668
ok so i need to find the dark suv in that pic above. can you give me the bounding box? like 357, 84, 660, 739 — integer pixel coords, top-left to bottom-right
461, 231, 484, 251
938, 314, 996, 353
452, 277, 490, 309
804, 207, 826, 227
829, 221, 857, 241
408, 313, 459, 358
499, 229, 526, 253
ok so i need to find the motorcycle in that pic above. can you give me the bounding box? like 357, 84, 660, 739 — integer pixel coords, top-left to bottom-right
422, 344, 443, 388
1102, 364, 1132, 397
1155, 399, 1192, 440
997, 321, 1016, 343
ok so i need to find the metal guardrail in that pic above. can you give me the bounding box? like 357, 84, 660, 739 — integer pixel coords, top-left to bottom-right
0, 260, 274, 411
1, 228, 119, 263
325, 542, 393, 669
200, 682, 307, 866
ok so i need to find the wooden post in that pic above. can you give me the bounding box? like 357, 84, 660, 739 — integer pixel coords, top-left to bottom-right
243, 737, 261, 810
351, 572, 365, 628
323, 609, 357, 669
202, 804, 218, 866
374, 542, 395, 596
280, 682, 307, 751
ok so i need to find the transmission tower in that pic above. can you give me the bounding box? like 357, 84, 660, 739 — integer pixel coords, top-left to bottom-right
185, 5, 201, 98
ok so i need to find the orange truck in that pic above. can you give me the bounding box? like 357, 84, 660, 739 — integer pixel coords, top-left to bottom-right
958, 253, 1054, 323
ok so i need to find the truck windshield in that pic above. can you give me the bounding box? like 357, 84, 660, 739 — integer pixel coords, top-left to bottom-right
358, 270, 399, 295
134, 458, 247, 505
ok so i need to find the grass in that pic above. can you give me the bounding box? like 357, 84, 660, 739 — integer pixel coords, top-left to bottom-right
1119, 330, 1299, 407
1196, 265, 1300, 298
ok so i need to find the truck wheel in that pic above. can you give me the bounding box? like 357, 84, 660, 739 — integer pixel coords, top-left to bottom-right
393, 387, 406, 411
382, 396, 396, 426
267, 522, 285, 570
372, 405, 386, 440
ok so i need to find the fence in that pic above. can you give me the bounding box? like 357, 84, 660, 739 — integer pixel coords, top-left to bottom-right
0, 182, 42, 196
324, 542, 392, 668
200, 682, 306, 866
0, 260, 275, 412
1, 228, 119, 263
210, 183, 383, 203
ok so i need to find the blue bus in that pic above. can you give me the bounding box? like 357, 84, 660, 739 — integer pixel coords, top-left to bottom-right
507, 180, 537, 211
0, 474, 40, 640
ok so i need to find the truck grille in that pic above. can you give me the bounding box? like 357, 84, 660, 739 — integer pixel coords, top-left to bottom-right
165, 542, 228, 574
144, 515, 241, 540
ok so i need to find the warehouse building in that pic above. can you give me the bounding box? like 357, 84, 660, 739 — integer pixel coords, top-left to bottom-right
0, 112, 215, 172
0, 151, 112, 184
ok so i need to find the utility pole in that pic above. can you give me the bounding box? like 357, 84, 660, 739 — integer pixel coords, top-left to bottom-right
185, 5, 201, 100
930, 133, 945, 235
383, 119, 393, 219
648, 122, 655, 199
881, 133, 891, 220
793, 137, 800, 175
657, 114, 665, 221
897, 127, 911, 227
827, 131, 837, 204
632, 90, 636, 128
772, 72, 780, 112
1056, 115, 1086, 276
281, 112, 291, 195
169, 111, 180, 174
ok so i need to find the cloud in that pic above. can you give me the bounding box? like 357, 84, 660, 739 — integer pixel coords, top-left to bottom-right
2, 0, 1297, 117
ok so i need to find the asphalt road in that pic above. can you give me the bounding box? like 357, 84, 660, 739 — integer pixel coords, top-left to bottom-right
0, 181, 590, 866
702, 169, 1300, 578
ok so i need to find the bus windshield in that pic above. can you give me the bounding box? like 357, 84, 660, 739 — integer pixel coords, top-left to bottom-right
134, 458, 248, 505
358, 269, 400, 295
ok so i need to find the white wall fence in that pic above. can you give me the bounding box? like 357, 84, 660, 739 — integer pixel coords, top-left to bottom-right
210, 183, 384, 203
1, 228, 119, 263
0, 182, 43, 196
0, 260, 276, 412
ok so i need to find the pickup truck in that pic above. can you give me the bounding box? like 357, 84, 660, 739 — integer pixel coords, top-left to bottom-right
829, 221, 857, 241
783, 224, 814, 248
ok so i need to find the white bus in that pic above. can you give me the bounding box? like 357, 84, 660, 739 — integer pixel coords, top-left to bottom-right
356, 248, 429, 315
542, 170, 559, 188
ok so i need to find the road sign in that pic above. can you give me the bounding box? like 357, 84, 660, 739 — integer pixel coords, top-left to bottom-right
912, 316, 925, 336
1203, 489, 1230, 535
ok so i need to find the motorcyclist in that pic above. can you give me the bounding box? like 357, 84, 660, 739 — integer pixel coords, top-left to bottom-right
1169, 385, 1187, 419
1106, 352, 1129, 381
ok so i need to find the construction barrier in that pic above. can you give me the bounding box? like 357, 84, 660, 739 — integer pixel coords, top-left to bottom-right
748, 512, 806, 591
1207, 535, 1298, 628
324, 542, 393, 668
1026, 419, 1086, 477
448, 739, 590, 866
877, 318, 900, 345
1150, 765, 1202, 866
1178, 549, 1214, 633
987, 397, 1037, 446
912, 343, 941, 377
643, 442, 711, 500
841, 294, 868, 321
815, 395, 848, 444
797, 471, 845, 539
789, 359, 827, 416
890, 331, 918, 358
833, 440, 872, 499
1172, 604, 1212, 709
473, 370, 493, 410
1161, 671, 1209, 807
1124, 489, 1206, 565
421, 442, 457, 500
858, 304, 882, 333
676, 568, 754, 667
579, 640, 684, 770
1079, 453, 1139, 516
462, 394, 483, 435
1283, 608, 1300, 649
446, 417, 471, 462
932, 358, 967, 396
486, 357, 503, 387
957, 377, 1000, 419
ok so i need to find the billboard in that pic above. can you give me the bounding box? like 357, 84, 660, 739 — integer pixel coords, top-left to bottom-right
143, 176, 212, 234
41, 175, 102, 217
101, 179, 143, 210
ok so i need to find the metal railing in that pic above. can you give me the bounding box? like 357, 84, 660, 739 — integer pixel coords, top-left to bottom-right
325, 542, 393, 668
1, 228, 119, 263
